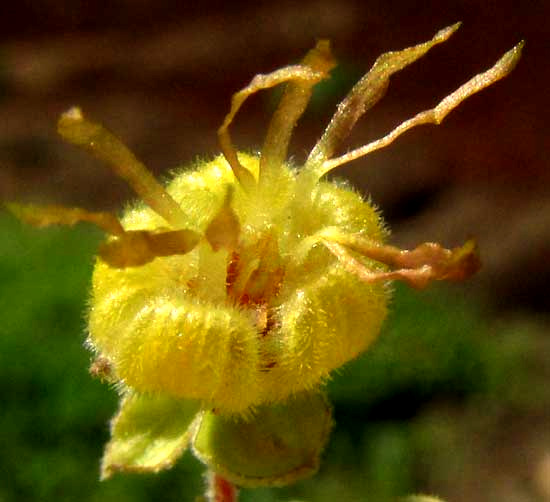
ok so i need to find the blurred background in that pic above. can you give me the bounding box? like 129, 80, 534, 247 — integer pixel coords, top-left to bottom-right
1, 1, 549, 501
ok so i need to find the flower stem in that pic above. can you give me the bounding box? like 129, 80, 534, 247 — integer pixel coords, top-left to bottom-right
207, 471, 239, 502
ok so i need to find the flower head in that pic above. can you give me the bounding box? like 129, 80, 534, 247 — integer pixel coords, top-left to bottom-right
8, 24, 522, 488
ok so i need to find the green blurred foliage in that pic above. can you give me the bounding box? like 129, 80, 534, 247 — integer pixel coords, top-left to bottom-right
0, 213, 540, 502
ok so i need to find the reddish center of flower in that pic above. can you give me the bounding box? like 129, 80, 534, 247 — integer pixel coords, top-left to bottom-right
225, 233, 285, 336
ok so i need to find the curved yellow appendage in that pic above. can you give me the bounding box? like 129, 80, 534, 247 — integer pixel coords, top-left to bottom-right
218, 64, 326, 191
319, 40, 524, 175
58, 107, 188, 228
259, 40, 335, 187
304, 23, 461, 174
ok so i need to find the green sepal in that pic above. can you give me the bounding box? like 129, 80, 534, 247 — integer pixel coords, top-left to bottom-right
101, 392, 201, 480
191, 392, 333, 488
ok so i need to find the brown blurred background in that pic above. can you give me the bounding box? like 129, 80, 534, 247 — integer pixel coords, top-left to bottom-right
1, 3, 549, 500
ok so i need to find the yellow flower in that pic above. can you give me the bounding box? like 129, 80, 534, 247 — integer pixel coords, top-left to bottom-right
8, 24, 522, 486
89, 150, 389, 413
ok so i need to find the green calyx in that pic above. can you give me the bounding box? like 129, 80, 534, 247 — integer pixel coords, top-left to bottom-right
100, 393, 201, 480
192, 392, 333, 488
101, 391, 332, 489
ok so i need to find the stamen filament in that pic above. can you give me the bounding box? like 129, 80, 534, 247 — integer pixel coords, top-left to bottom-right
57, 107, 188, 228
322, 231, 480, 289
218, 65, 325, 191
304, 23, 462, 175
320, 41, 524, 175
259, 40, 335, 187
6, 202, 125, 236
